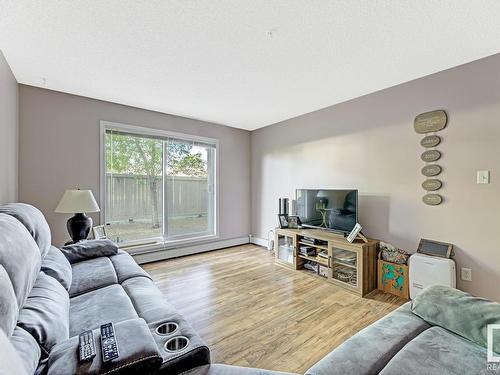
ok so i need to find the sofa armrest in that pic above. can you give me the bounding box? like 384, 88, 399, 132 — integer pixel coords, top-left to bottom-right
47, 318, 162, 375
60, 239, 118, 263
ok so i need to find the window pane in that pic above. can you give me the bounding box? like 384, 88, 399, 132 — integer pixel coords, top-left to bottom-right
105, 131, 163, 243
165, 140, 214, 239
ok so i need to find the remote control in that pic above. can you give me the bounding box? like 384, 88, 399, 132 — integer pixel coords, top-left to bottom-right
78, 330, 96, 362
100, 323, 119, 362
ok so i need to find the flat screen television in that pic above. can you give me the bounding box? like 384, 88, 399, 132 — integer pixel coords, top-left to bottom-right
295, 189, 358, 233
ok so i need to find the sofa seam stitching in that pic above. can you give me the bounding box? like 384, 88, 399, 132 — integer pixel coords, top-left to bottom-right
102, 354, 162, 375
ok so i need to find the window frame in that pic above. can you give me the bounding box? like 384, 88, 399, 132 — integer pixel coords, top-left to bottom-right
99, 120, 219, 248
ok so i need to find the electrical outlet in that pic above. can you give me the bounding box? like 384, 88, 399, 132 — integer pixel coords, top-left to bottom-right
461, 267, 472, 282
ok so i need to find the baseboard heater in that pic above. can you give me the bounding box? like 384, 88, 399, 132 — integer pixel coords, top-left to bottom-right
129, 236, 250, 264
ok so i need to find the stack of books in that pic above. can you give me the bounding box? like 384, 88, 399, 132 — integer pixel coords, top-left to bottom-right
301, 236, 316, 245
299, 246, 316, 256
318, 250, 328, 259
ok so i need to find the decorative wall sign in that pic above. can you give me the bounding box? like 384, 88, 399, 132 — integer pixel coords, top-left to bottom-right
420, 135, 441, 148
422, 194, 443, 206
422, 179, 442, 191
421, 164, 442, 177
415, 110, 447, 206
421, 150, 442, 162
414, 110, 447, 134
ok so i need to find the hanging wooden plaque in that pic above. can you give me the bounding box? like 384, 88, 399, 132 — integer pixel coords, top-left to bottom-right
422, 179, 442, 191
421, 150, 442, 162
414, 110, 447, 134
420, 135, 441, 148
421, 164, 442, 177
423, 194, 443, 206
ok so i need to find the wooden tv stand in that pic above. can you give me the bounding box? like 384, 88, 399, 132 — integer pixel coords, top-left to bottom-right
274, 228, 378, 297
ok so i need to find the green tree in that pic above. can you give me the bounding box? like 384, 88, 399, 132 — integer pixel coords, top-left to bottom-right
106, 134, 206, 229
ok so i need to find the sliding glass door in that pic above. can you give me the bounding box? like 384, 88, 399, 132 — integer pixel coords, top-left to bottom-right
103, 123, 217, 246
164, 139, 215, 241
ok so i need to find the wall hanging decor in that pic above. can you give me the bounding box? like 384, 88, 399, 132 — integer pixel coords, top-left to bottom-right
414, 110, 447, 133
421, 164, 442, 177
414, 110, 447, 205
422, 193, 443, 206
421, 150, 442, 162
421, 179, 442, 191
420, 135, 441, 148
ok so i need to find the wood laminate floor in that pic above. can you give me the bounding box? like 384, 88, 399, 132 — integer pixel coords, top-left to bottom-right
143, 244, 405, 373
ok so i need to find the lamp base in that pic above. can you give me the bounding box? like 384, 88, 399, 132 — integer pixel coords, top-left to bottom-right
67, 213, 92, 243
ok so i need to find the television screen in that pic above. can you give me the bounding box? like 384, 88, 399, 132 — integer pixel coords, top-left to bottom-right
296, 189, 358, 233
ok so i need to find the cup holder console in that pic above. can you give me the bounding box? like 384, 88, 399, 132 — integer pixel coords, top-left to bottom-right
155, 322, 179, 336
164, 336, 190, 353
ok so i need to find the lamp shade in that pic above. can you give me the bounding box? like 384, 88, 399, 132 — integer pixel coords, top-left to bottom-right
55, 189, 100, 213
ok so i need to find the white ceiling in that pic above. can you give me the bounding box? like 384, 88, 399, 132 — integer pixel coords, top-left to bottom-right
2, 1, 500, 130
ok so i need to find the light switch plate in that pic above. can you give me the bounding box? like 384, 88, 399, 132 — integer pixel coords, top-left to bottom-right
461, 267, 472, 282
477, 170, 490, 184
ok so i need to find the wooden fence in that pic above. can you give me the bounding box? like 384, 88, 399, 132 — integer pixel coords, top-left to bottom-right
105, 174, 208, 222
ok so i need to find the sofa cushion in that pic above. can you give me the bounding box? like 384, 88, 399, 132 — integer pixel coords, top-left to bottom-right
0, 214, 41, 336
60, 239, 118, 263
0, 328, 28, 375
69, 257, 118, 297
0, 265, 19, 337
0, 203, 51, 258
304, 303, 430, 375
110, 250, 152, 283
379, 327, 495, 375
121, 276, 178, 324
10, 326, 41, 375
411, 285, 500, 352
69, 284, 138, 336
17, 272, 70, 356
41, 246, 72, 291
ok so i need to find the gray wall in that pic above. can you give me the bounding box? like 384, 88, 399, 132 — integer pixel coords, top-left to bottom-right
19, 85, 251, 245
0, 50, 18, 203
251, 53, 500, 302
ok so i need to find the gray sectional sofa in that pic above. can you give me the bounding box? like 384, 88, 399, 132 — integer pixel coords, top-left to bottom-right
0, 203, 291, 375
1, 203, 499, 375
0, 203, 211, 374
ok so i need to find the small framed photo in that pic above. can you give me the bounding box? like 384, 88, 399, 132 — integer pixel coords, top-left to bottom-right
278, 214, 289, 229
287, 215, 301, 229
92, 225, 107, 240
347, 223, 362, 243
417, 238, 453, 258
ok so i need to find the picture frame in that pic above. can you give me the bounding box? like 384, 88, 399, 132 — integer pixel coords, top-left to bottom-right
346, 223, 362, 243
278, 214, 289, 229
92, 225, 107, 240
287, 215, 301, 229
417, 238, 453, 258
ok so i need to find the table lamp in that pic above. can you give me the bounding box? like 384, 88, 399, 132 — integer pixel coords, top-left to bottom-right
55, 189, 100, 243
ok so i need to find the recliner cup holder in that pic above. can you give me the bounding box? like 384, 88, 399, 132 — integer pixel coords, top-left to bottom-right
164, 336, 189, 353
155, 322, 179, 336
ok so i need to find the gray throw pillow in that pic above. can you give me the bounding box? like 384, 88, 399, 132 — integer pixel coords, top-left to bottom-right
411, 285, 500, 352
60, 239, 118, 263
17, 272, 69, 356
41, 246, 72, 291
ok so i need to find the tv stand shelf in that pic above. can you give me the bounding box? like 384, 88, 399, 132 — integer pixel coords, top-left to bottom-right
274, 228, 378, 297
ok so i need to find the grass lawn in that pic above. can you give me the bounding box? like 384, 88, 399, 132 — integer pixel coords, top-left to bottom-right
106, 215, 208, 243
